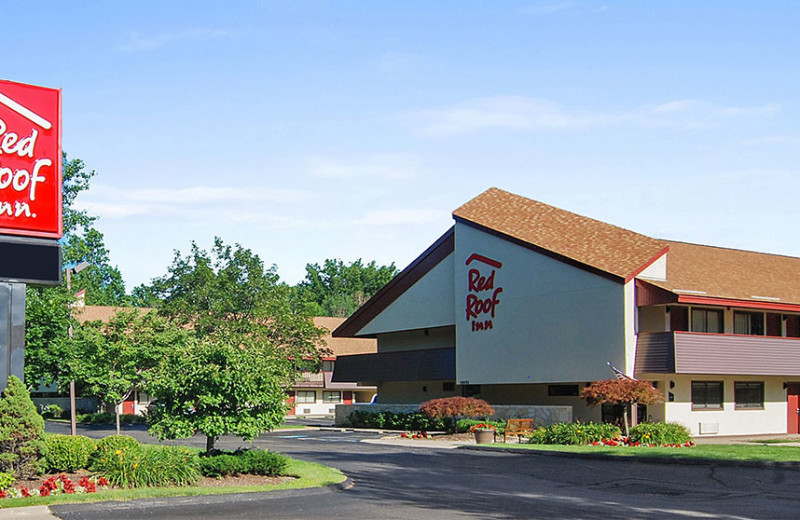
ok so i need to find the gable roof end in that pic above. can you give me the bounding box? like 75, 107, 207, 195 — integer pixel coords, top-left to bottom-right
453, 187, 667, 281
333, 227, 455, 338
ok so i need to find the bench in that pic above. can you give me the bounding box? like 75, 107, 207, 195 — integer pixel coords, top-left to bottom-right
504, 418, 534, 443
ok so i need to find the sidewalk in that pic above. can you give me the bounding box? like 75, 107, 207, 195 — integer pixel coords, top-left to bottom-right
0, 506, 57, 520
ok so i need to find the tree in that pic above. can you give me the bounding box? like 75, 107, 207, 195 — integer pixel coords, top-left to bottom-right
70, 310, 185, 435
58, 153, 127, 306
419, 397, 495, 433
145, 238, 324, 452
25, 153, 129, 391
296, 258, 398, 317
0, 376, 45, 478
581, 379, 664, 436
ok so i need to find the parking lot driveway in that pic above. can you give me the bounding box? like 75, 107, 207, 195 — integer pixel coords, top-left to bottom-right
49, 424, 800, 520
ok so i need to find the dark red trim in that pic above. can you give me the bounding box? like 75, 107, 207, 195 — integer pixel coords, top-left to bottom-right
465, 254, 502, 268
333, 227, 455, 338
454, 217, 624, 284
677, 295, 800, 313
625, 246, 669, 283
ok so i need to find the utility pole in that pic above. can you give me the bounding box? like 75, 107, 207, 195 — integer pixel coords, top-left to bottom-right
66, 261, 89, 436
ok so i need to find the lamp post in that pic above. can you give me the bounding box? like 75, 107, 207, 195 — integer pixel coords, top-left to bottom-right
66, 261, 89, 436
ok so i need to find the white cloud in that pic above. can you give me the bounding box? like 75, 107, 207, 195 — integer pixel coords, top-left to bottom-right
77, 185, 311, 220
308, 152, 422, 181
119, 28, 232, 52
412, 96, 779, 136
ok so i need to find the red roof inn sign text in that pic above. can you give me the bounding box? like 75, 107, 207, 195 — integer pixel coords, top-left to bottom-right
465, 253, 503, 332
0, 79, 62, 239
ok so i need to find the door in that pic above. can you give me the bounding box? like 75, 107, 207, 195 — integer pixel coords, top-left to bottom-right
286, 391, 296, 416
787, 383, 800, 434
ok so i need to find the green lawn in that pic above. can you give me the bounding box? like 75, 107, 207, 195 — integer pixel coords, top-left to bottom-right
0, 458, 345, 509
485, 442, 800, 462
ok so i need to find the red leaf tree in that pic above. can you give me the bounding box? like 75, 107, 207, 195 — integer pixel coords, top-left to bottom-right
419, 397, 495, 433
581, 379, 664, 436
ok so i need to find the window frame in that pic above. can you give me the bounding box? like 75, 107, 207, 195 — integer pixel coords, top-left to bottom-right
295, 390, 316, 404
734, 382, 764, 410
322, 391, 342, 403
734, 311, 765, 336
691, 381, 724, 411
690, 307, 724, 333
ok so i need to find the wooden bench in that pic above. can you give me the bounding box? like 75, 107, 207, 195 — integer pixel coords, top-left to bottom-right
504, 418, 534, 443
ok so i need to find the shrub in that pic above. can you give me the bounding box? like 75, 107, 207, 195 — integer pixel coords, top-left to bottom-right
419, 397, 495, 433
74, 412, 146, 425
456, 419, 505, 434
346, 410, 447, 431
630, 422, 692, 446
88, 435, 142, 471
43, 434, 94, 472
0, 375, 45, 478
94, 444, 199, 488
528, 422, 622, 445
40, 404, 64, 419
0, 471, 13, 491
199, 449, 287, 478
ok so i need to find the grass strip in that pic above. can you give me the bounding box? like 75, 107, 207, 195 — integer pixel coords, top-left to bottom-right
0, 458, 345, 509
482, 443, 800, 462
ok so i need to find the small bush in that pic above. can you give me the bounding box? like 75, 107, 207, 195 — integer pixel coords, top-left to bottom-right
346, 410, 448, 431
44, 434, 94, 472
97, 445, 200, 488
528, 422, 622, 445
199, 449, 287, 477
456, 419, 506, 434
0, 375, 45, 478
0, 471, 14, 491
88, 435, 142, 471
74, 412, 146, 425
630, 422, 692, 446
419, 397, 495, 432
40, 404, 64, 419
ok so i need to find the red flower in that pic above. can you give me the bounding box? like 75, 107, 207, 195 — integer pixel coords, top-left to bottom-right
39, 486, 51, 497
20, 487, 30, 497
0, 489, 6, 499
97, 477, 109, 487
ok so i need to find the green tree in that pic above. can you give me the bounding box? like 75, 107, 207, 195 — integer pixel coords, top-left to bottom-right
0, 376, 45, 478
145, 238, 324, 452
296, 258, 398, 317
59, 153, 127, 306
24, 153, 127, 390
71, 310, 186, 434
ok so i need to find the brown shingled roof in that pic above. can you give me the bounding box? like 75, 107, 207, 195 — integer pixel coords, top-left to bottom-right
313, 317, 377, 355
453, 187, 668, 281
650, 241, 800, 306
75, 306, 151, 323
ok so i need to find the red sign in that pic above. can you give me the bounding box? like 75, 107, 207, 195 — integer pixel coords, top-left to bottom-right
465, 253, 503, 332
0, 79, 62, 239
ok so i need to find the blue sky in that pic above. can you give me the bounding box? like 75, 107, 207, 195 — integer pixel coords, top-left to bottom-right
2, 2, 799, 290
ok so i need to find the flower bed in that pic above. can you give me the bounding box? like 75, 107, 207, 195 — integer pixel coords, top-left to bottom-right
0, 474, 109, 499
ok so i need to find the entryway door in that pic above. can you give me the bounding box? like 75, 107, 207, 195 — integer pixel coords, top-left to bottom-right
787, 383, 800, 434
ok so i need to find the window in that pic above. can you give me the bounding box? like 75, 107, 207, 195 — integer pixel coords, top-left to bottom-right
295, 391, 315, 404
322, 360, 335, 372
787, 315, 800, 338
734, 311, 764, 335
691, 308, 724, 333
548, 384, 579, 396
323, 391, 341, 403
735, 382, 764, 409
669, 306, 689, 332
691, 381, 723, 410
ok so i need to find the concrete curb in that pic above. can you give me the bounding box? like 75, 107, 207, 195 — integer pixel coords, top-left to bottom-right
460, 444, 800, 469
